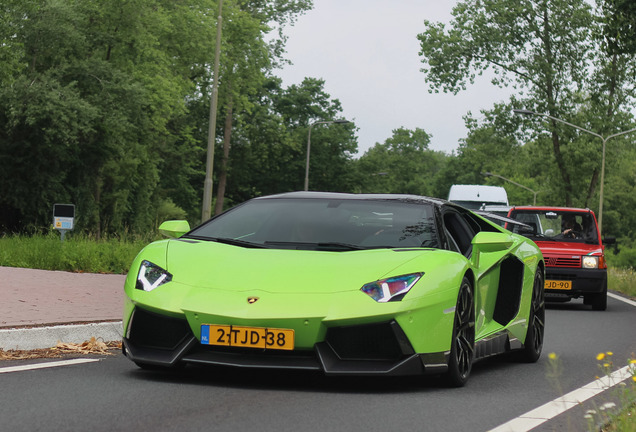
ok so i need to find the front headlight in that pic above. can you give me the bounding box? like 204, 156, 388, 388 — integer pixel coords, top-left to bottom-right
136, 260, 173, 291
361, 273, 423, 303
582, 256, 599, 269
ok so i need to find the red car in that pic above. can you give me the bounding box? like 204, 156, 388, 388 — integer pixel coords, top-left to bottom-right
506, 206, 613, 311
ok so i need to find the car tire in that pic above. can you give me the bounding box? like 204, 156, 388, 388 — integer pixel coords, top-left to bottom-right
518, 269, 545, 363
587, 281, 607, 311
444, 276, 475, 387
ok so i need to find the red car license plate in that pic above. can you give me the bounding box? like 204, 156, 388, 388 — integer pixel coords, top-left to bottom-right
544, 280, 572, 290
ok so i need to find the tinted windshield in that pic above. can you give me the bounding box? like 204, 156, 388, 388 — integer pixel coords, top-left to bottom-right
187, 198, 440, 250
508, 210, 598, 243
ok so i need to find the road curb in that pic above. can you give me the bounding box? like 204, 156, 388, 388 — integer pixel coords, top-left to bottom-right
0, 322, 123, 351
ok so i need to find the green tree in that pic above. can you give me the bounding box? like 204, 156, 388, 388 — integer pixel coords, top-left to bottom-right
272, 77, 358, 193
418, 0, 635, 208
217, 77, 299, 206
209, 0, 313, 215
603, 145, 636, 238
0, 0, 316, 233
355, 127, 447, 197
601, 0, 636, 55
197, 75, 356, 210
0, 0, 222, 235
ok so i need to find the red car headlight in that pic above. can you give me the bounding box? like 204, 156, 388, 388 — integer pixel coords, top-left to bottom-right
582, 256, 599, 269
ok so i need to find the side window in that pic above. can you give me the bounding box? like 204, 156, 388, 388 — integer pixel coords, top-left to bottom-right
443, 211, 475, 257
445, 228, 461, 253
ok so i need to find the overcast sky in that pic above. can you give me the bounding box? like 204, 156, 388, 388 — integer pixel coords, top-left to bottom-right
275, 0, 513, 156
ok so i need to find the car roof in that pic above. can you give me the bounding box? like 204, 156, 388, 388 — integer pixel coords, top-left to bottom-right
254, 191, 449, 206
481, 205, 511, 211
510, 206, 593, 214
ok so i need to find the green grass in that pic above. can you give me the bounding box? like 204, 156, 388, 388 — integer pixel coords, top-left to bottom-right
594, 355, 636, 432
601, 403, 636, 431
608, 267, 636, 299
0, 232, 153, 274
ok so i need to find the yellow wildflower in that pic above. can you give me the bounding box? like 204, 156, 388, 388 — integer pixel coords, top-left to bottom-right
596, 353, 606, 361
549, 352, 557, 360
606, 351, 613, 356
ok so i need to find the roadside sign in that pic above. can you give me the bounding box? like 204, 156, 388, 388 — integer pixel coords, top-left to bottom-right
54, 217, 74, 230
53, 204, 75, 242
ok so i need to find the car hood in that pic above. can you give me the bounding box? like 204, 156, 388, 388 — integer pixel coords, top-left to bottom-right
533, 240, 603, 256
164, 239, 435, 294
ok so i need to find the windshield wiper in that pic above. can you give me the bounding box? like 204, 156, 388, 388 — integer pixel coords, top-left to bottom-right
536, 236, 560, 241
263, 241, 366, 251
519, 232, 558, 241
186, 236, 266, 248
316, 242, 366, 251
213, 237, 267, 248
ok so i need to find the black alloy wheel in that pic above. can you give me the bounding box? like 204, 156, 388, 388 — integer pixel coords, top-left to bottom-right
519, 269, 545, 362
445, 277, 475, 387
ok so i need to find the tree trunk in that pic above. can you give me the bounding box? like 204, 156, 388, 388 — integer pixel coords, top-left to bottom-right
550, 127, 573, 207
214, 100, 233, 215
584, 168, 599, 209
541, 7, 573, 206
94, 173, 102, 240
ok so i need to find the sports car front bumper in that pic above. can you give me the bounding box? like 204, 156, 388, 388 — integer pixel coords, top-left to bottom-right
122, 307, 449, 376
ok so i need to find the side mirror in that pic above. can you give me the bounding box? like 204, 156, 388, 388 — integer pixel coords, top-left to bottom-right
603, 236, 616, 245
159, 220, 191, 238
518, 225, 535, 235
470, 231, 514, 268
472, 231, 514, 252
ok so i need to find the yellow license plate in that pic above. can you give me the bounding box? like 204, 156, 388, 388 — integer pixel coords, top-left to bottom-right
545, 280, 572, 290
201, 325, 294, 351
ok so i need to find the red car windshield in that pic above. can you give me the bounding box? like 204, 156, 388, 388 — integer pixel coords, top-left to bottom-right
507, 210, 599, 244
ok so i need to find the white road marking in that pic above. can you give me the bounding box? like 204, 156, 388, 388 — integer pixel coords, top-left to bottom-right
489, 365, 633, 432
608, 291, 636, 307
0, 358, 100, 374
490, 293, 636, 432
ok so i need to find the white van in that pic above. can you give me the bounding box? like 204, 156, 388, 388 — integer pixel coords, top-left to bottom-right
447, 185, 509, 211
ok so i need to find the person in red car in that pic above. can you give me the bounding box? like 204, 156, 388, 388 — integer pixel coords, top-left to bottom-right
561, 214, 583, 239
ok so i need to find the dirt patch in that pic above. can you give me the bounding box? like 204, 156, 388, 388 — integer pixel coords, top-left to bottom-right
0, 338, 122, 360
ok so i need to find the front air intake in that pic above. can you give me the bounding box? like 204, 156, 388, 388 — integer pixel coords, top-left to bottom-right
325, 321, 410, 361
128, 307, 191, 350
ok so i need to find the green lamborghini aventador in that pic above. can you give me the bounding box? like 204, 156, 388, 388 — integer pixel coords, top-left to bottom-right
122, 192, 545, 386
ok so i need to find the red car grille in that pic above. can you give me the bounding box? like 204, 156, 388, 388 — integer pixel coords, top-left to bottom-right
545, 256, 581, 268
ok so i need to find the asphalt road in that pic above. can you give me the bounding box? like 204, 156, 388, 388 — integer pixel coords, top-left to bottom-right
1, 296, 635, 432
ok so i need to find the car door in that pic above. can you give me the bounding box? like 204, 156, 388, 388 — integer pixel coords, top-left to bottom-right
443, 207, 524, 338
441, 208, 475, 257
